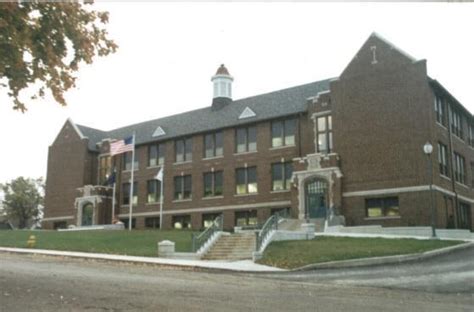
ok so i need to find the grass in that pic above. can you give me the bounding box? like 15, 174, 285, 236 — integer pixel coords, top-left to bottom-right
257, 236, 463, 269
0, 229, 198, 257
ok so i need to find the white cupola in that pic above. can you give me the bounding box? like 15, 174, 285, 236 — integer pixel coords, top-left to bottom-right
211, 64, 233, 110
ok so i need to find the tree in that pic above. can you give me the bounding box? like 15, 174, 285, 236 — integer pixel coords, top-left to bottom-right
0, 177, 44, 229
0, 1, 117, 112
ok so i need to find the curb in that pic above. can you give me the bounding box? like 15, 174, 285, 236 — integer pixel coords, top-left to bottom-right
0, 247, 283, 274
290, 241, 474, 271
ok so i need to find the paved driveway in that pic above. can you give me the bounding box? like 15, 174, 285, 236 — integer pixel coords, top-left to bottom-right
1, 246, 473, 311
262, 244, 474, 294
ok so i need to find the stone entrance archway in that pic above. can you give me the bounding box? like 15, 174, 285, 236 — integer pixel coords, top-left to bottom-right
75, 185, 112, 227
293, 154, 343, 224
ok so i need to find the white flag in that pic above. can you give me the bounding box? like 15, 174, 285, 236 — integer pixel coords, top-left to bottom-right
156, 168, 163, 181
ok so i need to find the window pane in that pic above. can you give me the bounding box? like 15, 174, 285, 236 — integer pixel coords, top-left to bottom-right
205, 134, 214, 158
327, 116, 332, 130
285, 163, 293, 190
149, 145, 157, 167
158, 144, 165, 165
328, 132, 333, 151
272, 122, 283, 147
185, 138, 192, 161
248, 126, 257, 151
184, 175, 192, 199
318, 134, 327, 152
272, 163, 283, 191
236, 128, 246, 153
236, 168, 246, 194
215, 171, 223, 196
215, 132, 223, 156
176, 141, 184, 163
317, 117, 326, 132
203, 173, 213, 197
248, 168, 257, 193
174, 177, 182, 200
284, 119, 296, 145
367, 207, 382, 218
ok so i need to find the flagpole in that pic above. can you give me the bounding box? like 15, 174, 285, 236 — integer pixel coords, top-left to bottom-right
111, 181, 116, 224
128, 133, 136, 231
159, 165, 164, 230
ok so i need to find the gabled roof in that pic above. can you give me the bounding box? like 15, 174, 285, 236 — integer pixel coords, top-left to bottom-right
76, 78, 332, 151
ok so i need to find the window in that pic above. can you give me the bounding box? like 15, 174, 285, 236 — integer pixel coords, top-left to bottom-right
174, 175, 192, 200
123, 151, 139, 171
98, 155, 112, 185
120, 218, 136, 229
365, 197, 400, 218
468, 123, 474, 147
458, 203, 471, 230
53, 221, 67, 230
147, 180, 161, 203
449, 106, 463, 139
172, 215, 191, 229
235, 167, 257, 195
148, 143, 165, 167
235, 126, 257, 153
122, 182, 138, 205
471, 162, 474, 187
204, 132, 223, 158
434, 96, 446, 126
202, 213, 221, 229
203, 171, 223, 197
175, 138, 192, 163
145, 217, 160, 229
271, 162, 293, 191
271, 118, 296, 147
453, 152, 466, 184
316, 115, 332, 153
271, 207, 290, 218
235, 210, 258, 227
438, 142, 449, 177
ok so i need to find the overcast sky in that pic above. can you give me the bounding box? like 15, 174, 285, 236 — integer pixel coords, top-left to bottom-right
1, 2, 473, 185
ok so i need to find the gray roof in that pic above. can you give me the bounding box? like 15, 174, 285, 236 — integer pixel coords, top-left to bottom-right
76, 78, 331, 151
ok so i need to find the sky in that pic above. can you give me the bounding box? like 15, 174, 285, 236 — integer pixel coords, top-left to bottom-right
1, 2, 474, 185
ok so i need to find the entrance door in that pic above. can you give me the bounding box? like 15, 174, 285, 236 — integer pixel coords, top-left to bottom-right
81, 203, 93, 226
305, 179, 328, 219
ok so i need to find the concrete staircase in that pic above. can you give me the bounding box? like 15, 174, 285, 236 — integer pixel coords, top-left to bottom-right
202, 232, 256, 261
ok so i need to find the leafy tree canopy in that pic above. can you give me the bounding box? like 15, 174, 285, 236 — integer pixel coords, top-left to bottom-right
1, 177, 44, 229
0, 1, 117, 112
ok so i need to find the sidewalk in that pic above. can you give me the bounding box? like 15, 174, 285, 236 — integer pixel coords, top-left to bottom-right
0, 247, 285, 272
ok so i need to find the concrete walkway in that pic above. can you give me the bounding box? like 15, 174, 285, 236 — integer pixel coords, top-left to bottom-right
0, 247, 285, 272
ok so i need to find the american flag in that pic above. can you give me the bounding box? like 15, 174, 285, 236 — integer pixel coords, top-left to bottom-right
110, 136, 134, 156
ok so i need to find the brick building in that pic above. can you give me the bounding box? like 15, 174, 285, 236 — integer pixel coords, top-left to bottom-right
43, 33, 474, 231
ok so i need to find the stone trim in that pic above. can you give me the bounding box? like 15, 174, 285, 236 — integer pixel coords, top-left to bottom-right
117, 200, 291, 218
42, 216, 74, 222
342, 185, 474, 204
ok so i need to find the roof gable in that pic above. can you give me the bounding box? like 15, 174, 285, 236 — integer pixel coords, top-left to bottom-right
152, 126, 166, 137
238, 107, 256, 120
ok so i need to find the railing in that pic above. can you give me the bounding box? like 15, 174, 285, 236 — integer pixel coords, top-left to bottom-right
192, 215, 223, 253
255, 214, 280, 252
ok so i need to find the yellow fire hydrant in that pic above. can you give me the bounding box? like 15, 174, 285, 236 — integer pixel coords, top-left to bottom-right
27, 235, 36, 248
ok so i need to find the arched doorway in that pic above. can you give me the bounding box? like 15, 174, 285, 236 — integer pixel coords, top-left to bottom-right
81, 203, 94, 226
305, 178, 328, 219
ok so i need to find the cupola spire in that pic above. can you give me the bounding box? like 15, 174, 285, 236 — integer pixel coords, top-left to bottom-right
211, 64, 233, 110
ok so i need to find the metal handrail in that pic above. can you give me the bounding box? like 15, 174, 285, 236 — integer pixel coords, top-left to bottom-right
192, 215, 223, 253
256, 214, 279, 252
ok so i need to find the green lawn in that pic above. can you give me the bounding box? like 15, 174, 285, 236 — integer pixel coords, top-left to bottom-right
0, 229, 198, 256
257, 237, 463, 269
